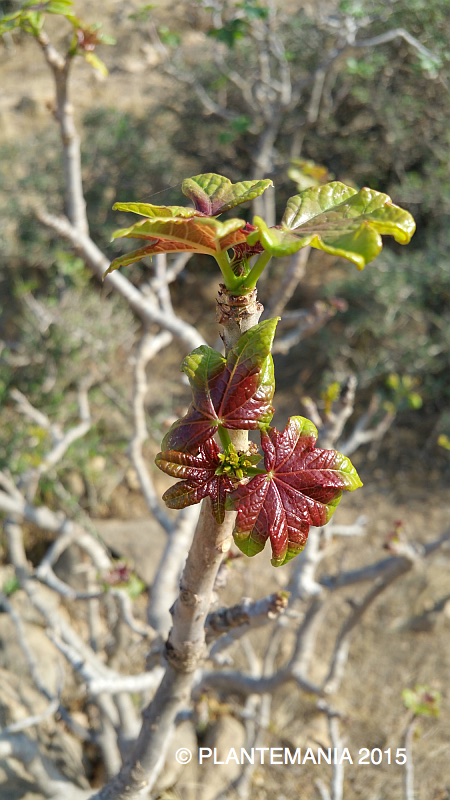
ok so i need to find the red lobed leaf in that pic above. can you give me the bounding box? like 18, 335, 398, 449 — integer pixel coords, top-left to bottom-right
155, 438, 236, 523
162, 319, 278, 452
227, 415, 363, 566
181, 173, 273, 216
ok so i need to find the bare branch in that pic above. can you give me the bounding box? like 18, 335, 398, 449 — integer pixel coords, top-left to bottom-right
301, 376, 357, 450
0, 698, 60, 736
402, 715, 417, 800
207, 591, 289, 654
328, 714, 345, 800
323, 536, 437, 694
340, 392, 396, 457
36, 211, 206, 351
147, 503, 200, 636
36, 32, 88, 234
129, 329, 175, 533
0, 732, 90, 800
319, 531, 449, 592
265, 247, 311, 319
354, 27, 439, 61
15, 383, 92, 500
272, 301, 340, 355
10, 388, 51, 429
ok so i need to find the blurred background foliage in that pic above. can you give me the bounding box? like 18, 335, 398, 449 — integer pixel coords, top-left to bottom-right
0, 0, 449, 500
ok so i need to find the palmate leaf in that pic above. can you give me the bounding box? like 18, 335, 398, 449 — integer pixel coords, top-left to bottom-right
227, 415, 363, 567
105, 173, 272, 277
182, 173, 273, 215
155, 439, 236, 523
162, 318, 279, 452
105, 215, 249, 275
248, 182, 416, 269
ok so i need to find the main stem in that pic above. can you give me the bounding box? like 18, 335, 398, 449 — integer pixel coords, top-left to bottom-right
91, 285, 263, 800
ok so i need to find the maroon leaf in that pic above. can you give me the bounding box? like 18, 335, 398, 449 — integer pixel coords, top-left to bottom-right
155, 439, 237, 523
162, 319, 278, 452
227, 416, 363, 566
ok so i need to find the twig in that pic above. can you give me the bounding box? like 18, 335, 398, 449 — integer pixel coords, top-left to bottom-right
0, 731, 90, 800
36, 211, 206, 351
36, 31, 88, 234
320, 531, 449, 592
402, 715, 417, 800
10, 387, 51, 429
147, 503, 201, 636
129, 329, 175, 533
272, 301, 340, 355
15, 384, 93, 500
265, 247, 311, 318
323, 539, 428, 694
328, 714, 345, 800
206, 591, 289, 649
0, 698, 60, 735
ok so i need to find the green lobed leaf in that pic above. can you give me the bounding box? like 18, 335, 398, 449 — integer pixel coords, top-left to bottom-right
248, 182, 416, 269
113, 202, 199, 219
24, 10, 45, 33
41, 0, 74, 14
0, 12, 22, 34
0, 1, 80, 34
182, 173, 273, 216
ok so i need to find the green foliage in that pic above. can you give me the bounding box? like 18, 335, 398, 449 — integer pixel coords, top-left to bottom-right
384, 374, 422, 412
127, 4, 155, 24
157, 25, 181, 48
437, 434, 450, 451
308, 242, 449, 417
101, 563, 146, 598
321, 382, 341, 415
250, 183, 415, 268
108, 174, 415, 293
2, 575, 21, 597
0, 269, 135, 489
0, 0, 74, 36
0, 0, 116, 64
218, 115, 252, 145
287, 159, 333, 192
206, 0, 269, 47
162, 0, 448, 234
402, 685, 441, 718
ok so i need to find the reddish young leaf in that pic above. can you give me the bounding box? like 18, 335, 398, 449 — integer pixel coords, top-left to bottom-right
227, 415, 363, 566
181, 173, 273, 216
155, 439, 237, 523
162, 319, 279, 452
105, 215, 250, 275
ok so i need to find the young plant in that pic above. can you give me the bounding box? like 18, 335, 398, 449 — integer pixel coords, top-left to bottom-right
106, 172, 415, 566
